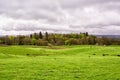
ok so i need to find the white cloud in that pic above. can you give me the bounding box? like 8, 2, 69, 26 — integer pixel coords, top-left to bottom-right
0, 0, 120, 35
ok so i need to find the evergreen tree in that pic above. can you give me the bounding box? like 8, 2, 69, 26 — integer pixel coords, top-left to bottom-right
45, 32, 49, 41
39, 32, 43, 39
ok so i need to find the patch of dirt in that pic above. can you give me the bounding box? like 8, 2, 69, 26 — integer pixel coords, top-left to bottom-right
26, 54, 49, 56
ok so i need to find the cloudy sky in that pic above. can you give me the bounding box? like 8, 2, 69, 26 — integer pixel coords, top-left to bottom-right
0, 0, 120, 35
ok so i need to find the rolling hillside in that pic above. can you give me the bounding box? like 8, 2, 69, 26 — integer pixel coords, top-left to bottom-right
0, 45, 120, 80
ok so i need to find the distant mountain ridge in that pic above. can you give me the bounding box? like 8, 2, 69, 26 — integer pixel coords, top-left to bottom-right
1, 34, 120, 38
96, 35, 120, 38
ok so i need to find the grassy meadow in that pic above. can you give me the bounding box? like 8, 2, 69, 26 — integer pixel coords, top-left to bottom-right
0, 45, 120, 80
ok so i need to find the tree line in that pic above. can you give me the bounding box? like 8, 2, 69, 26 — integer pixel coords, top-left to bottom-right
0, 32, 120, 46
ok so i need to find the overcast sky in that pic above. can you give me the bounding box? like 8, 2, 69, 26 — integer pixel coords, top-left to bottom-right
0, 0, 120, 35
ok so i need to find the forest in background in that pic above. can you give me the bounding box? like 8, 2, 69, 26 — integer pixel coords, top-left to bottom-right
0, 32, 120, 46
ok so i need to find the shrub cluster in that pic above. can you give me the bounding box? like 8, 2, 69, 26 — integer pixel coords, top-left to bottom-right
0, 32, 120, 46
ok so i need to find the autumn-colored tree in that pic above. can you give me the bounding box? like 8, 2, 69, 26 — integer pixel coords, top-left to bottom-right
36, 39, 48, 46
23, 37, 32, 45
1, 32, 119, 46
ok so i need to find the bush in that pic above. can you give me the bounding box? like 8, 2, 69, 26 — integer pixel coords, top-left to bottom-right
65, 38, 79, 45
23, 37, 32, 45
48, 43, 53, 47
36, 39, 48, 46
55, 39, 65, 46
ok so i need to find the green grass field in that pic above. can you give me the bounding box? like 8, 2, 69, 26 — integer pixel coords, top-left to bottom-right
0, 45, 120, 80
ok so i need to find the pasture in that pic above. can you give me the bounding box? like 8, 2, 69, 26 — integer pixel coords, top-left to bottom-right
0, 45, 120, 80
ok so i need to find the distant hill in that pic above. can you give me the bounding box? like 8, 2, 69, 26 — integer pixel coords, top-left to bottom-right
96, 35, 120, 38
1, 34, 120, 38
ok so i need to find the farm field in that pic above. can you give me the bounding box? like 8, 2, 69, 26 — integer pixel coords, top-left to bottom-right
0, 45, 120, 80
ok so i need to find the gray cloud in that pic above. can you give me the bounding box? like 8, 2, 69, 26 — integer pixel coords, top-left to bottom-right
0, 0, 120, 35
